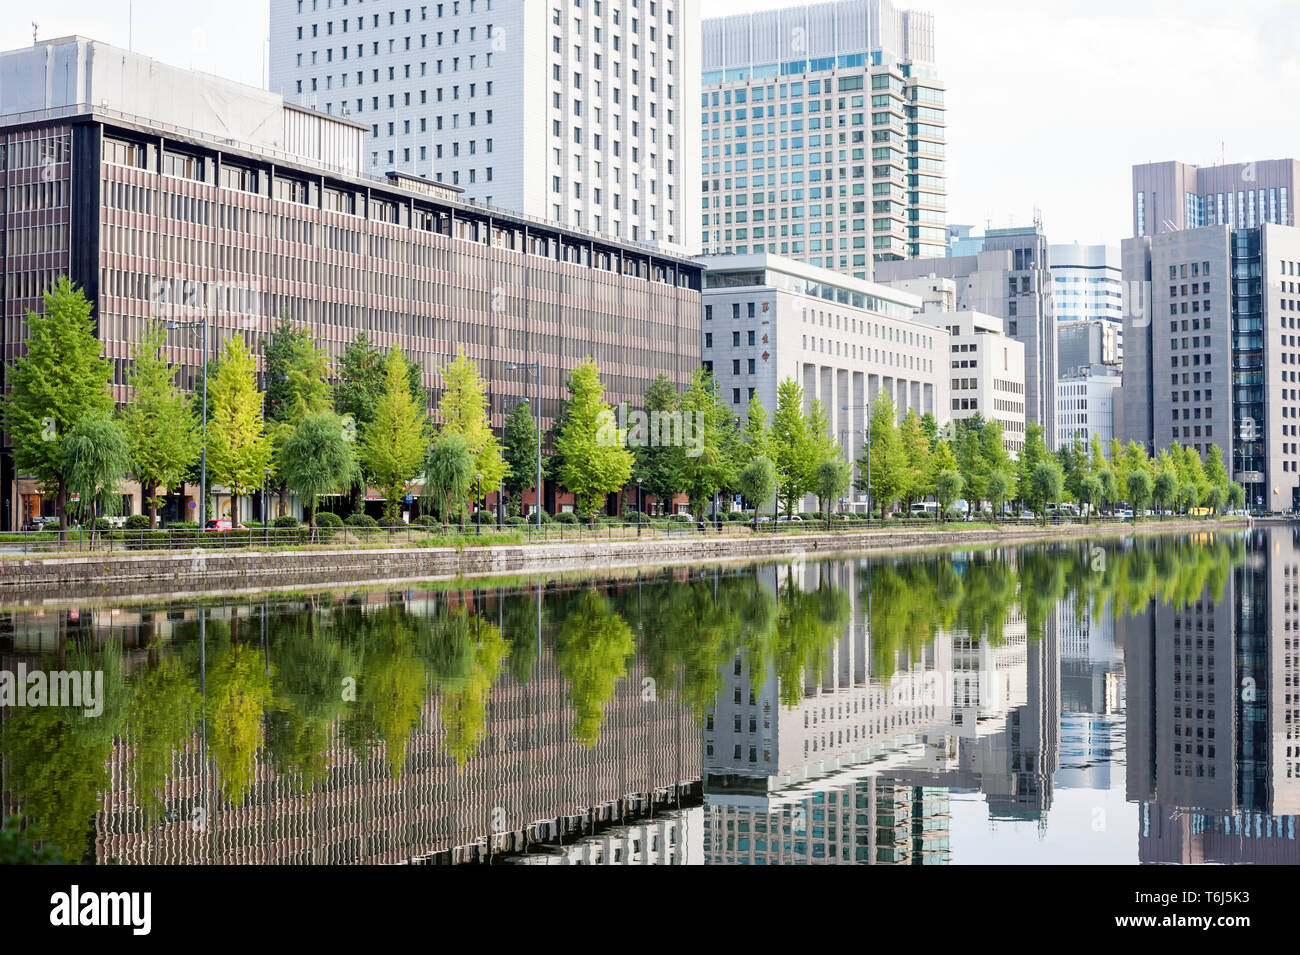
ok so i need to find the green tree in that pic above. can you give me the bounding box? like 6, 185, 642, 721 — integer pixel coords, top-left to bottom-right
740, 391, 772, 464
673, 369, 738, 521
206, 336, 272, 523
359, 348, 428, 523
1127, 470, 1154, 520
934, 468, 964, 522
1152, 468, 1178, 516
554, 589, 635, 746
899, 409, 933, 510
771, 378, 818, 516
435, 349, 507, 498
122, 321, 200, 527
1, 277, 114, 530
422, 433, 475, 530
503, 399, 540, 517
861, 393, 906, 518
987, 468, 1014, 522
556, 358, 634, 521
1097, 466, 1119, 512
1227, 481, 1246, 512
1016, 423, 1050, 509
737, 455, 778, 529
815, 457, 852, 526
1205, 484, 1227, 516
1028, 460, 1064, 523
279, 411, 355, 527
1204, 444, 1229, 491
62, 416, 131, 532
1078, 473, 1102, 523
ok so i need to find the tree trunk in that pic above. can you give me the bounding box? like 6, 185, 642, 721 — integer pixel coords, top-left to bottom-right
57, 480, 68, 533
231, 492, 240, 527
147, 484, 159, 529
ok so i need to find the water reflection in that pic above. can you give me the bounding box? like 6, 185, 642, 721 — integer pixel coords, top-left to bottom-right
2, 529, 1292, 865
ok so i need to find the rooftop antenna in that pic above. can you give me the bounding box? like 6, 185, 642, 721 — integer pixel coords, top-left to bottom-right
129, 1, 133, 51
32, 22, 38, 44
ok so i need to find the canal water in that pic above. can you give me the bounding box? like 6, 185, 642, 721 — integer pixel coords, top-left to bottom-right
0, 527, 1293, 865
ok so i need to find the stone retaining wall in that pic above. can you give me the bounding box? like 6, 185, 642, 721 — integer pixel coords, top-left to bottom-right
0, 519, 1246, 604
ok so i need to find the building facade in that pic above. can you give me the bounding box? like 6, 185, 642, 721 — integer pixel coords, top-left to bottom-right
1050, 243, 1122, 325
1057, 318, 1120, 376
1131, 159, 1298, 238
699, 253, 949, 510
1122, 220, 1300, 511
0, 37, 702, 529
875, 223, 1058, 447
1054, 365, 1120, 452
269, 0, 701, 253
699, 0, 945, 278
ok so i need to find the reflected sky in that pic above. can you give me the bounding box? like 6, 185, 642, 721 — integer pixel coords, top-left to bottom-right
2, 527, 1293, 865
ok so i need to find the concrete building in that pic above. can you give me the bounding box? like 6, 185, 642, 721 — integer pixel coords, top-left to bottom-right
890, 276, 1026, 454
1057, 318, 1120, 376
269, 0, 701, 253
875, 222, 1058, 447
0, 36, 702, 529
699, 0, 945, 278
699, 253, 949, 510
1131, 159, 1298, 237
1121, 221, 1300, 511
1055, 364, 1121, 452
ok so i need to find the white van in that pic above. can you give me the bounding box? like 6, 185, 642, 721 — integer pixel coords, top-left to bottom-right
910, 502, 938, 517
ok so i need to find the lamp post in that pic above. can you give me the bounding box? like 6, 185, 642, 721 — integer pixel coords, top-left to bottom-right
475, 472, 483, 536
636, 477, 643, 537
263, 466, 271, 545
168, 316, 209, 541
506, 361, 543, 531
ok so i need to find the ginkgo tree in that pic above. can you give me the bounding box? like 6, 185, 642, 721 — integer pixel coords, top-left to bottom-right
433, 349, 506, 512
556, 358, 633, 523
359, 348, 428, 523
206, 335, 272, 523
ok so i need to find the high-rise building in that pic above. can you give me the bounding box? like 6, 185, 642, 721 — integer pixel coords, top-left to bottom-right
876, 222, 1058, 447
1055, 365, 1121, 452
1131, 159, 1298, 237
1057, 319, 1120, 375
698, 0, 944, 279
1050, 243, 1122, 325
0, 36, 702, 529
269, 0, 701, 253
1122, 159, 1300, 510
699, 253, 951, 510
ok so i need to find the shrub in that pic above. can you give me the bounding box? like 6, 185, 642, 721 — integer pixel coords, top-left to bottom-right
504, 515, 528, 526
472, 509, 498, 524
345, 513, 379, 528
727, 511, 749, 522
314, 512, 344, 528
90, 517, 112, 531
168, 521, 199, 530
412, 513, 439, 529
124, 514, 151, 530
554, 511, 579, 524
273, 515, 300, 529
668, 513, 693, 523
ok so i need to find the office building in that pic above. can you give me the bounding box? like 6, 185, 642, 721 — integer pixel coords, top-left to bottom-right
699, 0, 945, 278
890, 274, 1026, 453
699, 253, 949, 510
0, 36, 702, 529
1122, 174, 1300, 510
1057, 318, 1120, 375
1050, 243, 1122, 324
269, 0, 701, 252
1055, 365, 1121, 451
875, 222, 1058, 447
1131, 159, 1298, 237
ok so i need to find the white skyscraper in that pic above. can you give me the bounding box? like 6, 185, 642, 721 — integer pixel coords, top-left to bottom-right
269, 0, 700, 252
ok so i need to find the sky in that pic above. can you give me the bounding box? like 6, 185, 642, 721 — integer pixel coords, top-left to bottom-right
5, 0, 1298, 247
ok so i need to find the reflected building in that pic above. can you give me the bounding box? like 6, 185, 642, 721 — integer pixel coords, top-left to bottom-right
1124, 528, 1300, 863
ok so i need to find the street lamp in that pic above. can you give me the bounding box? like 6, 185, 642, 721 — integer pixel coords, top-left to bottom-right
636, 477, 643, 537
263, 466, 271, 545
506, 361, 543, 531
475, 472, 483, 536
168, 316, 209, 540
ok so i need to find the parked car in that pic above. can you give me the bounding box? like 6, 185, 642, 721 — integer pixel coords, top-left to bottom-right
204, 518, 241, 532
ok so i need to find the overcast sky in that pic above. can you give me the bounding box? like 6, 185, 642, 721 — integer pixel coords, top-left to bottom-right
5, 0, 1297, 246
